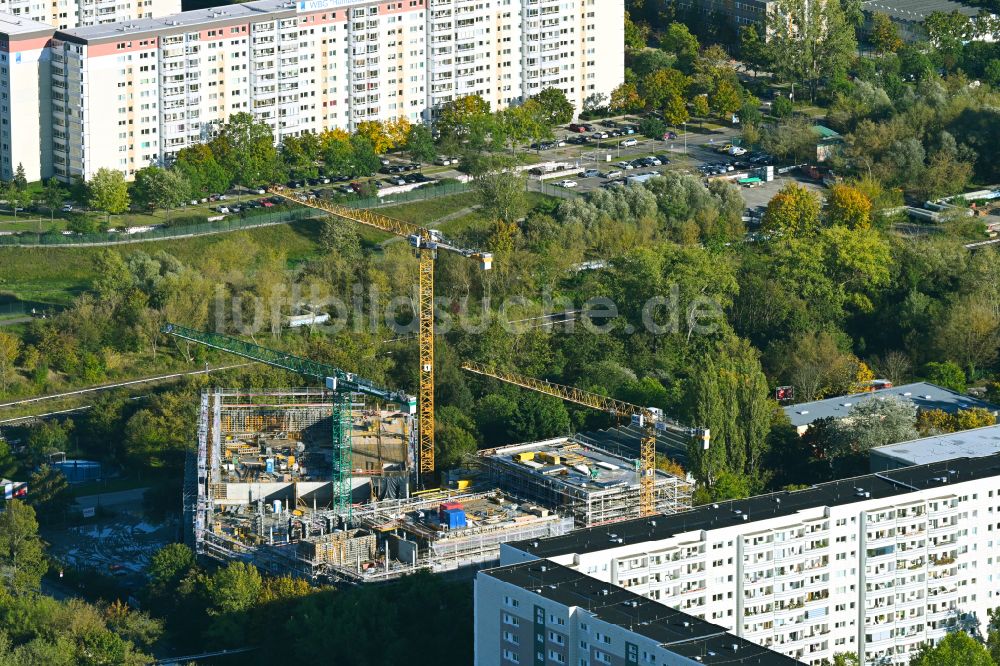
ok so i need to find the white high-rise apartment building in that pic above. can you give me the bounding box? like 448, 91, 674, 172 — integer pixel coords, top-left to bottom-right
0, 0, 623, 182
497, 454, 1000, 666
0, 0, 179, 32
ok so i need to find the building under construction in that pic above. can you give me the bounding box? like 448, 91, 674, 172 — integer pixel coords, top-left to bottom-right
480, 437, 694, 526
185, 388, 573, 582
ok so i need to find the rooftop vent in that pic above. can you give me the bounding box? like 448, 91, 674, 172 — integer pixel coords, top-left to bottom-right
539, 565, 547, 572
903, 391, 912, 396
798, 410, 810, 415
732, 643, 740, 652
841, 402, 852, 407
923, 394, 933, 399
712, 503, 719, 509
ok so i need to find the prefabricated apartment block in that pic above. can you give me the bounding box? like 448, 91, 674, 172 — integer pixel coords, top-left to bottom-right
0, 0, 624, 182
497, 454, 1000, 665
476, 559, 806, 666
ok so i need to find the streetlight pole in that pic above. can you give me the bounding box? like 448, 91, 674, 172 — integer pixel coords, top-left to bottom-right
683, 122, 687, 155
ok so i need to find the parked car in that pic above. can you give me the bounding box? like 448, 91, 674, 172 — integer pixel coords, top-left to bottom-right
664, 131, 678, 140
568, 123, 587, 133
557, 179, 578, 188
728, 146, 748, 156
621, 138, 638, 147
617, 161, 634, 170
593, 131, 609, 140
580, 169, 602, 178
604, 170, 624, 180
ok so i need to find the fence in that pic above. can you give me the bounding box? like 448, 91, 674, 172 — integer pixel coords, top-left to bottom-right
0, 181, 475, 248
0, 299, 63, 317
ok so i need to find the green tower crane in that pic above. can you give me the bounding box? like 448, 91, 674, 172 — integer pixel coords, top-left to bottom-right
162, 323, 415, 524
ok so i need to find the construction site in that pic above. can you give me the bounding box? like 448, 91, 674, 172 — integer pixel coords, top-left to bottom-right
185, 387, 574, 582
479, 437, 694, 526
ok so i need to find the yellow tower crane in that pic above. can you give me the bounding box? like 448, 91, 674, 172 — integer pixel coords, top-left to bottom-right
269, 188, 493, 483
461, 362, 709, 517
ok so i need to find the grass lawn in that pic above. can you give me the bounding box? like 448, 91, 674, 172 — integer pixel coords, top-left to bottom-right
0, 220, 325, 304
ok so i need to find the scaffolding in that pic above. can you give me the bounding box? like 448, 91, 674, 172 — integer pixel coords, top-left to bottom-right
481, 438, 694, 526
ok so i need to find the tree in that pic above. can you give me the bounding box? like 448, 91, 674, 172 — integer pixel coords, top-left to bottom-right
660, 22, 700, 72
206, 561, 263, 615
174, 143, 231, 196
624, 11, 650, 52
42, 178, 65, 222
132, 166, 190, 215
767, 0, 858, 100
435, 412, 478, 470
640, 68, 689, 111
104, 600, 164, 651
210, 112, 281, 188
0, 331, 20, 395
936, 294, 1000, 378
662, 92, 690, 126
739, 25, 770, 77
770, 330, 859, 401
923, 360, 967, 392
355, 120, 393, 155
3, 181, 31, 220
26, 464, 71, 518
436, 94, 492, 142
280, 133, 321, 180
87, 167, 130, 224
609, 82, 642, 113
0, 438, 17, 479
147, 543, 195, 588
405, 124, 436, 164
0, 500, 47, 595
692, 94, 710, 120
11, 163, 26, 191
350, 134, 381, 177
639, 116, 667, 140
472, 156, 527, 225
835, 396, 918, 456
909, 631, 993, 666
683, 338, 772, 490
385, 116, 412, 150
710, 79, 744, 118
320, 129, 354, 176
532, 87, 574, 125
509, 392, 571, 442
24, 419, 72, 467
871, 12, 903, 54
826, 184, 872, 229
762, 182, 822, 235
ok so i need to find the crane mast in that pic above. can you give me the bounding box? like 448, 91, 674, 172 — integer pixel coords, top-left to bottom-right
162, 323, 414, 523
461, 361, 708, 517
268, 188, 492, 484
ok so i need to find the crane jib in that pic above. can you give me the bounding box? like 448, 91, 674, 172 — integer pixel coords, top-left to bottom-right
161, 323, 414, 407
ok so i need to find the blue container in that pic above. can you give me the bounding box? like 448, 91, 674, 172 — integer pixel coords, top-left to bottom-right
442, 508, 467, 529
266, 458, 275, 473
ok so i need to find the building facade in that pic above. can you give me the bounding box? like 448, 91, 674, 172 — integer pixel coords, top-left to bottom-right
0, 15, 53, 181
1, 0, 624, 182
476, 559, 805, 666
0, 0, 179, 32
500, 455, 1000, 665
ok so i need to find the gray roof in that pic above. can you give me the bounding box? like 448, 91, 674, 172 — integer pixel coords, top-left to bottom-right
0, 12, 55, 37
510, 451, 1000, 559
782, 382, 998, 428
872, 423, 1000, 467
862, 0, 980, 22
58, 0, 296, 43
484, 561, 805, 665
